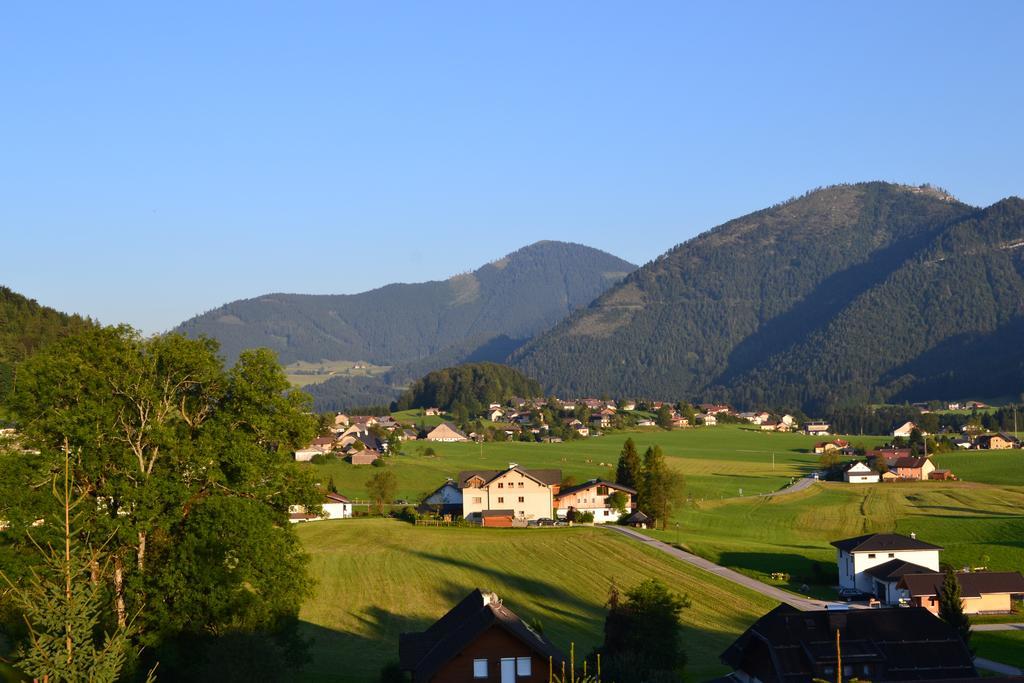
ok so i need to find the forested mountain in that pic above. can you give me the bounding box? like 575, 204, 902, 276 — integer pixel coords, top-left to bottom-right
176, 241, 635, 367
0, 287, 93, 405
512, 183, 1024, 414
394, 363, 541, 413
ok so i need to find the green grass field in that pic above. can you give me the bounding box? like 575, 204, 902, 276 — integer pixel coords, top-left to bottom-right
641, 480, 1024, 600
309, 425, 889, 503
973, 631, 1024, 668
293, 519, 777, 682
933, 449, 1024, 486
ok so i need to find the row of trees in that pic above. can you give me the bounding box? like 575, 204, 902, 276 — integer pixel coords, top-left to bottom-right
0, 325, 321, 680
614, 439, 684, 529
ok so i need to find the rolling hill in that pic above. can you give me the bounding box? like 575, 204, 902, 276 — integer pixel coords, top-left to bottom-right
512, 182, 1024, 413
175, 241, 635, 408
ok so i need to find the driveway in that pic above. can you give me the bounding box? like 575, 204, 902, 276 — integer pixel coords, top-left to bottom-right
604, 525, 830, 611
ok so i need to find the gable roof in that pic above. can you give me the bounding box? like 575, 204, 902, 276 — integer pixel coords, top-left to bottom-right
555, 479, 637, 498
427, 422, 468, 438
623, 510, 650, 524
457, 468, 561, 489
831, 533, 943, 554
721, 604, 976, 682
900, 571, 1024, 599
892, 456, 930, 469
399, 588, 565, 682
862, 559, 935, 582
324, 492, 351, 504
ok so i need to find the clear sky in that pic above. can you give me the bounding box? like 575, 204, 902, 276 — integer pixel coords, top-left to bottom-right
2, 2, 1023, 334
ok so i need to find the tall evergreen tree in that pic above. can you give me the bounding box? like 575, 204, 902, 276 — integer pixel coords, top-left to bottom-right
640, 446, 685, 530
938, 569, 972, 650
615, 438, 642, 489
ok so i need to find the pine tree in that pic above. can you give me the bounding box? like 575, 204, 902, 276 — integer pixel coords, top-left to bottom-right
615, 438, 642, 488
938, 569, 972, 651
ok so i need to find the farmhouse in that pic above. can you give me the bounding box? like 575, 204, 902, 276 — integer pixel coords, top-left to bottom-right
426, 423, 469, 442
288, 492, 352, 523
696, 413, 716, 426
832, 533, 941, 598
349, 449, 380, 465
900, 571, 1024, 615
843, 462, 879, 484
419, 479, 463, 516
553, 479, 636, 523
459, 466, 561, 525
891, 456, 935, 481
891, 421, 926, 438
977, 432, 1019, 450
399, 588, 566, 683
721, 604, 977, 682
803, 421, 830, 436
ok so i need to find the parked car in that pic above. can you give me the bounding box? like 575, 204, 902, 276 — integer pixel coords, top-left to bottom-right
536, 518, 556, 527
837, 587, 871, 602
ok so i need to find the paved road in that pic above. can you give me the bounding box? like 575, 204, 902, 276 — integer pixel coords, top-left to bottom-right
974, 657, 1022, 676
759, 475, 817, 498
604, 525, 830, 611
973, 622, 1024, 631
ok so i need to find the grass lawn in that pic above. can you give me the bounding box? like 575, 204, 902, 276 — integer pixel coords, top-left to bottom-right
307, 425, 888, 503
973, 631, 1024, 668
283, 359, 391, 387
642, 481, 1024, 601
933, 449, 1024, 487
293, 519, 777, 682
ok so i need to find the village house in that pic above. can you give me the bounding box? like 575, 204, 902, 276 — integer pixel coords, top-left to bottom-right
288, 491, 353, 523
618, 400, 636, 411
976, 432, 1019, 450
891, 420, 926, 438
899, 571, 1024, 615
419, 479, 463, 517
844, 461, 879, 484
589, 410, 613, 429
699, 403, 731, 415
424, 407, 442, 416
426, 422, 470, 442
399, 588, 566, 683
333, 413, 349, 427
721, 604, 977, 682
833, 533, 941, 600
562, 418, 589, 437
349, 449, 380, 465
459, 466, 561, 526
739, 411, 771, 425
696, 413, 717, 426
813, 438, 850, 454
487, 408, 505, 422
803, 421, 830, 436
891, 455, 935, 481
293, 435, 337, 462
670, 415, 690, 429
553, 479, 636, 523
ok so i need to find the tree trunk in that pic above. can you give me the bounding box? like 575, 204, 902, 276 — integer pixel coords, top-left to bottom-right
137, 531, 146, 572
113, 556, 127, 628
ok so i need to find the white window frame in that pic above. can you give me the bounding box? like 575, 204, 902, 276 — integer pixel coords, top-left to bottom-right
473, 658, 488, 678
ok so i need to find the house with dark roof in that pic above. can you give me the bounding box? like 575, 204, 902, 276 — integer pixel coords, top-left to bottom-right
977, 432, 1020, 450
891, 456, 935, 481
419, 479, 463, 517
553, 479, 636, 524
900, 571, 1024, 615
458, 466, 561, 526
399, 588, 566, 682
721, 604, 977, 682
832, 533, 941, 598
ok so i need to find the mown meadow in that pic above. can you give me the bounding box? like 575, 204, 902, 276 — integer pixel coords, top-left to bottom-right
292, 519, 777, 682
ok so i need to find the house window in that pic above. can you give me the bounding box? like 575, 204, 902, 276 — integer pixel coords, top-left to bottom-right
597, 486, 608, 495
516, 657, 532, 676
518, 496, 525, 503
472, 497, 482, 504
473, 659, 488, 678
867, 553, 876, 559
518, 482, 524, 488
888, 553, 895, 558
498, 483, 504, 488
498, 497, 504, 503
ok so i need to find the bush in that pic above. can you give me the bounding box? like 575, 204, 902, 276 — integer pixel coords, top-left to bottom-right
577, 511, 595, 524
371, 458, 386, 467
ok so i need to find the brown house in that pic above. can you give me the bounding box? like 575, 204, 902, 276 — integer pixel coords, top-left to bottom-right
977, 433, 1019, 450
892, 456, 935, 481
399, 588, 566, 682
349, 449, 380, 465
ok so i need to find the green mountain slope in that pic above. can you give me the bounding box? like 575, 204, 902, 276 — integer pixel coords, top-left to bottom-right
0, 287, 93, 404
176, 241, 635, 367
512, 183, 1024, 412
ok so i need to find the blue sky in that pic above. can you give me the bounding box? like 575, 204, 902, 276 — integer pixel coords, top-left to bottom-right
2, 2, 1022, 334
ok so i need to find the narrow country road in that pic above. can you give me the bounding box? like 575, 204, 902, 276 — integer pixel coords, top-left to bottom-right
759, 474, 817, 498
973, 622, 1024, 631
604, 525, 830, 611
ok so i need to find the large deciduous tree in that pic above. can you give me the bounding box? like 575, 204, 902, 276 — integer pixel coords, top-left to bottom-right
0, 325, 320, 678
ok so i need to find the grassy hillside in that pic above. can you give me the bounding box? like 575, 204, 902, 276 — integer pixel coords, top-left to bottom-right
644, 480, 1024, 600
306, 425, 884, 502
293, 519, 777, 682
512, 183, 1024, 413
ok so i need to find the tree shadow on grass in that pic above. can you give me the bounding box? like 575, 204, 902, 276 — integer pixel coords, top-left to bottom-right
718, 551, 837, 600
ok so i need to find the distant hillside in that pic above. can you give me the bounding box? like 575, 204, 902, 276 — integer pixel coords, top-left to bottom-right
176, 241, 634, 409
512, 183, 1024, 413
0, 287, 93, 404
